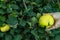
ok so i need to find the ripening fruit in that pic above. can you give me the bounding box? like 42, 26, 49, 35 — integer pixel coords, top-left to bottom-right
1, 24, 10, 32
39, 14, 54, 29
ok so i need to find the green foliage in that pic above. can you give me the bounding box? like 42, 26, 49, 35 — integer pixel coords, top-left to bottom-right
0, 0, 60, 40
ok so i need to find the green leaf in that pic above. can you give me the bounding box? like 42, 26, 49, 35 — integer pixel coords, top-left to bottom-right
31, 17, 37, 23
10, 11, 18, 17
18, 10, 23, 16
9, 4, 19, 10
30, 17, 37, 26
0, 21, 4, 26
6, 8, 13, 13
0, 3, 6, 9
19, 19, 26, 27
54, 35, 60, 40
0, 9, 5, 14
27, 22, 32, 27
6, 15, 18, 26
51, 30, 60, 35
0, 16, 6, 22
24, 9, 36, 17
36, 13, 41, 19
10, 29, 15, 36
0, 32, 5, 37
31, 29, 39, 40
15, 0, 21, 2
23, 29, 30, 34
5, 35, 12, 40
13, 34, 22, 40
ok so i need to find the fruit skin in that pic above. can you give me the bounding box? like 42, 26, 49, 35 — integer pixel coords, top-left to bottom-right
39, 14, 54, 29
1, 24, 10, 32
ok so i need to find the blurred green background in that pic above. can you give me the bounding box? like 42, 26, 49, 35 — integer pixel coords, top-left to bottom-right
0, 0, 60, 40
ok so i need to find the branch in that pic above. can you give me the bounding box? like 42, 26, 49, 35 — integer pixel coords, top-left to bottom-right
23, 0, 27, 9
